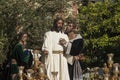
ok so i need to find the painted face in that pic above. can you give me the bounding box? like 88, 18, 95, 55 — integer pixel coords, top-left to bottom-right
65, 23, 74, 33
21, 34, 27, 42
57, 20, 63, 28
67, 23, 74, 31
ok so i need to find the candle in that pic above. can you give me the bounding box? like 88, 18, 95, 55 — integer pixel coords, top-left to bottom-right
114, 63, 119, 71
105, 77, 109, 80
27, 73, 31, 77
107, 53, 114, 61
19, 70, 23, 74
115, 66, 118, 71
40, 68, 44, 73
34, 53, 38, 59
109, 57, 112, 61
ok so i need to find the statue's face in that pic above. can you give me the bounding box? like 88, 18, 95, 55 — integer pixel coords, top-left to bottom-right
21, 34, 28, 42
65, 23, 78, 34
68, 23, 74, 31
65, 23, 74, 33
57, 20, 63, 29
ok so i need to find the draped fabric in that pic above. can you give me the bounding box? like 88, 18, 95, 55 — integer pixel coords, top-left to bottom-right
42, 31, 70, 80
73, 60, 83, 80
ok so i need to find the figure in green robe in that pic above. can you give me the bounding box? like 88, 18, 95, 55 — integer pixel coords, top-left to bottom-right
12, 43, 27, 66
10, 32, 28, 80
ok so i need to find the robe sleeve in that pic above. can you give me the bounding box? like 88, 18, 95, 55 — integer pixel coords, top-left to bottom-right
66, 54, 74, 65
62, 33, 69, 47
62, 34, 74, 65
65, 34, 69, 47
42, 32, 52, 52
42, 31, 53, 75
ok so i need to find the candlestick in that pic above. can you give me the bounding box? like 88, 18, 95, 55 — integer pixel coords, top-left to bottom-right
113, 63, 119, 78
107, 53, 114, 61
107, 53, 114, 68
18, 66, 24, 80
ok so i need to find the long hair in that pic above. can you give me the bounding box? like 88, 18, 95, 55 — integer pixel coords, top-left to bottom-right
17, 32, 27, 41
51, 17, 64, 32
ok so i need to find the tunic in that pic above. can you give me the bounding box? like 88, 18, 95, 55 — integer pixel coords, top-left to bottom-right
66, 34, 84, 80
11, 43, 26, 66
42, 31, 70, 80
11, 43, 30, 73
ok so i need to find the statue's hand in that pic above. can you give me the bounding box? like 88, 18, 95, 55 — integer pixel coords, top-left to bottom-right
73, 56, 79, 60
59, 38, 67, 46
43, 50, 48, 55
79, 54, 85, 61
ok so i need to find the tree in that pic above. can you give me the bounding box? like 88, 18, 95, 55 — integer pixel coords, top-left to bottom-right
0, 0, 74, 65
79, 0, 120, 67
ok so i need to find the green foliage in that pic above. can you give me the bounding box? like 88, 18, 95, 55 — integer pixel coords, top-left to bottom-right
0, 0, 120, 67
79, 1, 120, 67
0, 0, 72, 64
0, 0, 71, 47
0, 37, 7, 64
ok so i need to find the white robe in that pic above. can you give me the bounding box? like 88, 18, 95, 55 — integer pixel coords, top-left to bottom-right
42, 31, 70, 80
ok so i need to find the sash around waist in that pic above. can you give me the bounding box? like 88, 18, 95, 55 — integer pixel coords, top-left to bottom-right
52, 50, 63, 54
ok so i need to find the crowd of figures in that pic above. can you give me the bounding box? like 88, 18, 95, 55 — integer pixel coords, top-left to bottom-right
2, 17, 85, 80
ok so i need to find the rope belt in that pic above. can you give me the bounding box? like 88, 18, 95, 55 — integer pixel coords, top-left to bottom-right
52, 50, 63, 80
52, 50, 63, 54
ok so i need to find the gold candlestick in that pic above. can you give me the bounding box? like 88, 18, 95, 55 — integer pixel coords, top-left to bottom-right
103, 63, 109, 74
107, 53, 114, 68
103, 63, 110, 80
18, 66, 24, 80
38, 64, 46, 80
113, 63, 119, 78
104, 74, 109, 80
33, 53, 40, 70
93, 67, 99, 79
26, 69, 34, 80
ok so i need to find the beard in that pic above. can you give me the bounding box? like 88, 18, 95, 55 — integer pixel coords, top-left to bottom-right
65, 29, 72, 34
57, 27, 62, 32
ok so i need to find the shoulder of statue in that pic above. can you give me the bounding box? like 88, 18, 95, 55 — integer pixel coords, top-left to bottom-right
44, 31, 54, 38
45, 30, 51, 33
16, 43, 22, 47
77, 34, 82, 39
64, 33, 68, 37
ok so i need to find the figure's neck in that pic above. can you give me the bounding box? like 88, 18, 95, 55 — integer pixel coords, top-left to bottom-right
19, 40, 25, 45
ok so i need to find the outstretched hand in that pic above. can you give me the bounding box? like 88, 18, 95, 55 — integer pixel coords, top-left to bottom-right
73, 56, 79, 60
73, 54, 85, 61
79, 54, 85, 61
